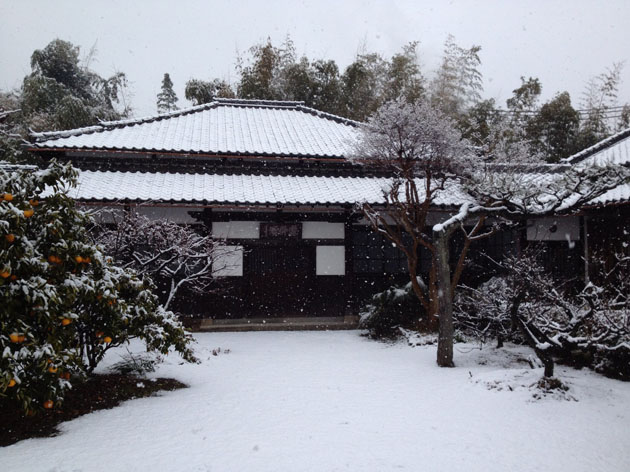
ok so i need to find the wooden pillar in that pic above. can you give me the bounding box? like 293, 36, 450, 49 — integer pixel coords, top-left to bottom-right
582, 215, 590, 284
344, 215, 354, 316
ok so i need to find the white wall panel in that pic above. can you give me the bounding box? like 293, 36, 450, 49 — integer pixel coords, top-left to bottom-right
526, 217, 580, 241
302, 221, 345, 239
316, 245, 346, 275
212, 221, 260, 239
136, 206, 197, 224
213, 246, 243, 277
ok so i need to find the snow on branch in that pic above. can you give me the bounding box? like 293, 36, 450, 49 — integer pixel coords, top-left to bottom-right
95, 209, 234, 311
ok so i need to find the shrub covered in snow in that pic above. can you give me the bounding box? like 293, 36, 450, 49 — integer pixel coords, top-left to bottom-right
454, 277, 524, 348
359, 281, 425, 339
456, 251, 630, 379
0, 162, 196, 412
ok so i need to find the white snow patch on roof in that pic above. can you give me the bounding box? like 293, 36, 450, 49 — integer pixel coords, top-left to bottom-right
70, 170, 472, 207
31, 99, 360, 159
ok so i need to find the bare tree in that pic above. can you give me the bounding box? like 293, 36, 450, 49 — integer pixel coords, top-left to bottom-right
95, 210, 232, 311
352, 98, 630, 367
351, 99, 484, 330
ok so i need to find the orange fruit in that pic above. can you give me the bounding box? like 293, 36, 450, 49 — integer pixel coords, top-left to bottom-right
61, 318, 72, 326
103, 336, 112, 344
10, 275, 17, 281
8, 379, 16, 388
3, 193, 13, 202
75, 256, 83, 263
60, 372, 71, 380
0, 270, 10, 279
17, 335, 26, 343
84, 257, 91, 264
48, 365, 58, 373
9, 333, 21, 343
5, 233, 15, 243
29, 199, 39, 206
43, 400, 54, 409
95, 331, 104, 337
23, 209, 34, 218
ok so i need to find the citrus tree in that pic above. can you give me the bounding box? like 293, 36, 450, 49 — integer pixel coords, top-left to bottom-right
0, 161, 196, 413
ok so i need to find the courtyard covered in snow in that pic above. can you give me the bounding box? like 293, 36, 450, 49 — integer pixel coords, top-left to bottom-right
2, 331, 629, 472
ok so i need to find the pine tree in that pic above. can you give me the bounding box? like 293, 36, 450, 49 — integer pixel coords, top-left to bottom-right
157, 73, 179, 114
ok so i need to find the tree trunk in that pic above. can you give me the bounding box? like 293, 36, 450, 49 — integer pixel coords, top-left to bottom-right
435, 230, 454, 367
427, 266, 440, 331
511, 297, 555, 378
532, 344, 555, 377
540, 352, 555, 378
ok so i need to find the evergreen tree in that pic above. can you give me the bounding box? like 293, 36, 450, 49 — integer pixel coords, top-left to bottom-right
157, 73, 179, 114
0, 162, 195, 413
506, 76, 542, 112
21, 39, 130, 132
527, 92, 580, 162
237, 38, 295, 100
309, 59, 343, 115
340, 52, 388, 121
384, 41, 425, 104
195, 37, 427, 120
458, 98, 502, 146
185, 79, 235, 106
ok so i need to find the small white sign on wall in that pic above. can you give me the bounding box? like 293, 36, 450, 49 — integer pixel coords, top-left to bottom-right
213, 246, 244, 277
316, 245, 345, 275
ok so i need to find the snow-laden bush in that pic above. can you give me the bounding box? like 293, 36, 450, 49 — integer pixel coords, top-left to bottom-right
454, 277, 524, 347
456, 251, 630, 379
109, 352, 162, 376
359, 281, 425, 339
0, 162, 196, 412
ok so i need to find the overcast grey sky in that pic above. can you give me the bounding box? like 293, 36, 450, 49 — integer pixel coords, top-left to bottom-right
1, 0, 629, 117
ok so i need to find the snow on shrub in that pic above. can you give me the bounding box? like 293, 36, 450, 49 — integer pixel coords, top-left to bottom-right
454, 277, 524, 348
0, 161, 196, 412
359, 280, 425, 339
456, 250, 630, 379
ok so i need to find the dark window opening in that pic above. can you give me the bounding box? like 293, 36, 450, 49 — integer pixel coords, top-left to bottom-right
352, 227, 409, 274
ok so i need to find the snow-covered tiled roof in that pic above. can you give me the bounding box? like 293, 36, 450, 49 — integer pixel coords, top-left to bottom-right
69, 170, 471, 207
563, 127, 630, 206
588, 185, 630, 206
565, 127, 630, 166
30, 99, 360, 159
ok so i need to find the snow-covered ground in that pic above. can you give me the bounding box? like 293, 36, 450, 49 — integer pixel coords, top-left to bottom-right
2, 331, 630, 472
